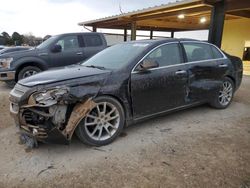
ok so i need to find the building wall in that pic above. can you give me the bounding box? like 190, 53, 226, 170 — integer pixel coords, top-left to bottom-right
221, 18, 250, 75
221, 18, 250, 58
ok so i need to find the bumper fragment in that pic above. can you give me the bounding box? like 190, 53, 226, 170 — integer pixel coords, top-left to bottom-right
0, 71, 15, 81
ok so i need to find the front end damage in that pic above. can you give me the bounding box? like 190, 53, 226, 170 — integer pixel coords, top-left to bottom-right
10, 86, 96, 146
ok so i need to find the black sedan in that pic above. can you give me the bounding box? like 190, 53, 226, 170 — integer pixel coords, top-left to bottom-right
9, 39, 243, 147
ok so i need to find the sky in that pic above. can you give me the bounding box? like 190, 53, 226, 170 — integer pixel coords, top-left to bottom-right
0, 0, 208, 40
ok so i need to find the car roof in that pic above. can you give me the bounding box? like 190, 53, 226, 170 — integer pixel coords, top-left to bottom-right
123, 38, 205, 46
57, 32, 103, 36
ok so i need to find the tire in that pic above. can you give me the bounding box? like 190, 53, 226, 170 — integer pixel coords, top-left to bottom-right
76, 96, 125, 146
210, 77, 234, 109
17, 66, 41, 81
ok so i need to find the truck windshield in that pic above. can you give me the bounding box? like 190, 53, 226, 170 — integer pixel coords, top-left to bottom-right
36, 36, 58, 49
82, 42, 150, 70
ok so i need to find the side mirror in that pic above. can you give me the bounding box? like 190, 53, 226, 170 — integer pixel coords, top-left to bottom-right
138, 59, 159, 71
51, 44, 62, 53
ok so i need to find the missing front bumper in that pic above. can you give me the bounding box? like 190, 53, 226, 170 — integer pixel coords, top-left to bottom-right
10, 99, 96, 145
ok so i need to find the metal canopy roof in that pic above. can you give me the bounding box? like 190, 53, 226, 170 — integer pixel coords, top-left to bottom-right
78, 0, 250, 32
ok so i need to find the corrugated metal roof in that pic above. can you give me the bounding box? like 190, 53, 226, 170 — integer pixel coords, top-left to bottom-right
78, 0, 202, 26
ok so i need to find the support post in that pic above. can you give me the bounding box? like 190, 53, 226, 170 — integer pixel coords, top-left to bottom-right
124, 29, 127, 42
171, 31, 174, 38
131, 22, 136, 41
92, 26, 97, 32
208, 0, 225, 48
150, 30, 153, 39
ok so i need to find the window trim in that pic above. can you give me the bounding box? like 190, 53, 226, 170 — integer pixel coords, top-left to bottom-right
131, 41, 227, 74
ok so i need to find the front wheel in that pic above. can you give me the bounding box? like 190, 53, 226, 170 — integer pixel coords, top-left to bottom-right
210, 77, 234, 109
76, 96, 125, 146
17, 66, 41, 81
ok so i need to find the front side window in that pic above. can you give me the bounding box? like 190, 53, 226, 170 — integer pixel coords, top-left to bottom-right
183, 43, 213, 62
56, 36, 79, 51
143, 43, 182, 67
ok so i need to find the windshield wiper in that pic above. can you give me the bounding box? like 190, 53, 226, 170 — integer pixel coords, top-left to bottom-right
85, 65, 106, 70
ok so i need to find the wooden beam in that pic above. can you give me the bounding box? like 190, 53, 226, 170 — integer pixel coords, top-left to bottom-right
226, 10, 250, 18
131, 1, 206, 17
131, 22, 137, 40
124, 29, 127, 41
226, 0, 250, 11
171, 31, 174, 38
137, 19, 210, 30
133, 5, 211, 21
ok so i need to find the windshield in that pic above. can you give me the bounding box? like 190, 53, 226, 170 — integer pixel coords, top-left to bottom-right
36, 35, 58, 49
82, 42, 150, 70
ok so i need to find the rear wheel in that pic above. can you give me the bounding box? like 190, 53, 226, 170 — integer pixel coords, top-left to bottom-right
17, 66, 41, 80
210, 77, 234, 109
76, 96, 125, 146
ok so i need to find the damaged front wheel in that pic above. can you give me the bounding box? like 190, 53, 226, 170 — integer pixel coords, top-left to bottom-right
76, 96, 125, 146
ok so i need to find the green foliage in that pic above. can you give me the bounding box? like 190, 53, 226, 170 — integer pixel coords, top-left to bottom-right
1, 31, 48, 46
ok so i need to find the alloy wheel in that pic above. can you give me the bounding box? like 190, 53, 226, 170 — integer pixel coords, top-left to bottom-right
23, 70, 38, 78
84, 102, 120, 141
218, 81, 233, 106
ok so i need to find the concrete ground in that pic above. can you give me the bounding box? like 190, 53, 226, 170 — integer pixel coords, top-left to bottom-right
0, 77, 249, 188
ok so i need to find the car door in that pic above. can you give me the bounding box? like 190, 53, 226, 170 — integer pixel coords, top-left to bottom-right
131, 42, 189, 119
49, 35, 83, 67
181, 42, 225, 103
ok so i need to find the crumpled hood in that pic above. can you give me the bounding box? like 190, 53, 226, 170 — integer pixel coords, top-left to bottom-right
18, 65, 111, 87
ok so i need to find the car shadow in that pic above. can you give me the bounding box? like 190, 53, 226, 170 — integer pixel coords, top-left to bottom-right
36, 103, 210, 154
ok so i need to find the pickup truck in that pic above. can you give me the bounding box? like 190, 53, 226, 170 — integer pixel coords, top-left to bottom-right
0, 32, 107, 85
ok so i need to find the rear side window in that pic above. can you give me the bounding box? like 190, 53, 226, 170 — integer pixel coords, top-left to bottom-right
211, 46, 224, 59
144, 43, 182, 67
183, 43, 213, 62
84, 35, 103, 47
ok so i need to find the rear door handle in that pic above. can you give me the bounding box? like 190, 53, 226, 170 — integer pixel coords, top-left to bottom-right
175, 70, 187, 75
218, 64, 228, 68
76, 52, 83, 55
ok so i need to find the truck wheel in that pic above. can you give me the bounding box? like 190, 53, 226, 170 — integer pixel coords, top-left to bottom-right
210, 77, 234, 109
76, 96, 125, 146
17, 66, 41, 80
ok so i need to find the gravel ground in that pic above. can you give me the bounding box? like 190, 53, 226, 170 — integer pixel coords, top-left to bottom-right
0, 77, 249, 188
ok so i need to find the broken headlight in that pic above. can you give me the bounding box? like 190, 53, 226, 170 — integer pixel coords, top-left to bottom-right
30, 88, 69, 106
0, 57, 13, 69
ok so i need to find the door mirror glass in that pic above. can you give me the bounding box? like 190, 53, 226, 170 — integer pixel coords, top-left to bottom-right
51, 44, 62, 53
138, 59, 159, 71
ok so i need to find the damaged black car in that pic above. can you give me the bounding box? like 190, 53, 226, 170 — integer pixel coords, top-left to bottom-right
9, 39, 243, 146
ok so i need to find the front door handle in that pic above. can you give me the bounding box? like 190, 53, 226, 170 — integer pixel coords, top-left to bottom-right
175, 70, 187, 75
76, 52, 83, 55
218, 64, 228, 68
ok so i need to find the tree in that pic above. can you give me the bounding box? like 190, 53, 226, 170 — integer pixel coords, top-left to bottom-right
12, 32, 23, 46
23, 33, 36, 46
1, 31, 12, 45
